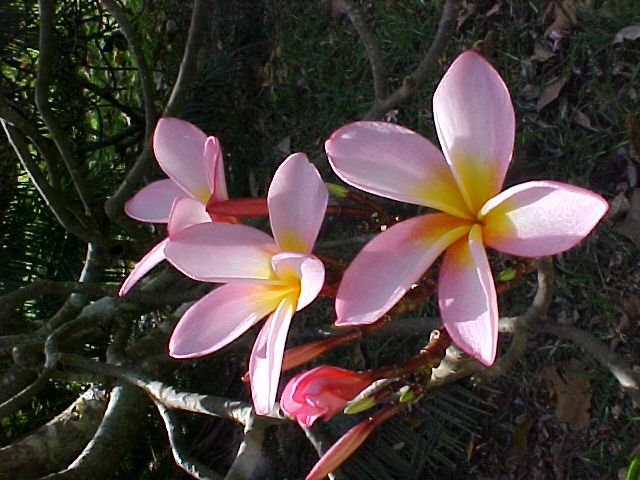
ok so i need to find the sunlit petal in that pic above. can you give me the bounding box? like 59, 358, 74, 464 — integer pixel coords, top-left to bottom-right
167, 197, 212, 237
325, 121, 471, 219
124, 179, 186, 223
169, 283, 284, 358
119, 238, 169, 296
480, 180, 609, 257
165, 223, 278, 282
249, 297, 296, 415
268, 153, 328, 253
271, 252, 325, 310
433, 50, 515, 213
336, 213, 472, 326
204, 136, 229, 203
439, 225, 498, 365
153, 117, 211, 202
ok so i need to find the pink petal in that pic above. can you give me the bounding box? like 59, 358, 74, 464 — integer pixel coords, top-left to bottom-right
268, 153, 328, 253
167, 197, 212, 237
433, 51, 515, 213
204, 136, 229, 203
169, 283, 284, 358
439, 225, 498, 366
124, 179, 187, 223
335, 213, 472, 326
153, 118, 211, 203
271, 252, 325, 310
249, 297, 296, 415
165, 223, 278, 282
480, 180, 609, 257
325, 121, 471, 219
119, 238, 169, 296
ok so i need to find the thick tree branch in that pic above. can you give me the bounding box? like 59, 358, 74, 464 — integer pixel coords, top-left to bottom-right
38, 385, 148, 480
225, 413, 269, 480
0, 388, 108, 480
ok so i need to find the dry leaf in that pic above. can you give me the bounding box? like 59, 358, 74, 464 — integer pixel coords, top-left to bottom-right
613, 188, 640, 248
532, 41, 556, 62
543, 359, 591, 431
572, 108, 599, 131
536, 76, 568, 111
544, 0, 593, 37
613, 25, 640, 44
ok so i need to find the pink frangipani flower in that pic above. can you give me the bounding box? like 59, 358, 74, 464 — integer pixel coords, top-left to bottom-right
325, 50, 608, 365
281, 366, 375, 427
120, 117, 232, 296
164, 153, 328, 414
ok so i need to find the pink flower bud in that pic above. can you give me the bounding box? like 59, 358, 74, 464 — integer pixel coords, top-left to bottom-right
305, 405, 397, 480
281, 366, 375, 427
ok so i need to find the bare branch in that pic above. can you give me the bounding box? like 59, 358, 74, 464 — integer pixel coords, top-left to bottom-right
99, 0, 156, 135
225, 413, 269, 480
532, 322, 640, 406
473, 257, 554, 384
0, 368, 55, 420
0, 388, 108, 480
39, 385, 148, 480
57, 353, 263, 424
154, 400, 224, 480
36, 0, 95, 216
1, 121, 100, 244
341, 0, 387, 102
163, 0, 211, 117
364, 0, 462, 119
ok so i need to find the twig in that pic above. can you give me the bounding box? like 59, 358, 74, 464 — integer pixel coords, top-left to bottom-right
363, 0, 462, 119
341, 0, 387, 103
154, 400, 223, 480
100, 0, 155, 134
531, 322, 640, 406
36, 0, 95, 216
1, 121, 100, 244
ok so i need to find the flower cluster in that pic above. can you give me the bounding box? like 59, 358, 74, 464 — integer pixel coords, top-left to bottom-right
121, 50, 608, 476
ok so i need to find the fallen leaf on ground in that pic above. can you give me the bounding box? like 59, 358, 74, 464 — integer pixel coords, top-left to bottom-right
537, 76, 568, 111
572, 109, 599, 131
543, 0, 593, 37
613, 188, 640, 248
613, 25, 640, 44
542, 359, 591, 431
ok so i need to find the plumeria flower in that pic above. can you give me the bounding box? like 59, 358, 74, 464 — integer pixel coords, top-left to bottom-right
164, 153, 328, 414
281, 366, 375, 427
120, 117, 232, 296
325, 50, 608, 365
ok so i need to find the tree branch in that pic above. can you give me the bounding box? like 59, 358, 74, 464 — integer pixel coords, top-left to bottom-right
163, 0, 211, 117
341, 0, 387, 103
154, 400, 224, 480
38, 385, 148, 480
225, 413, 269, 480
532, 322, 640, 406
36, 0, 95, 216
363, 0, 462, 119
